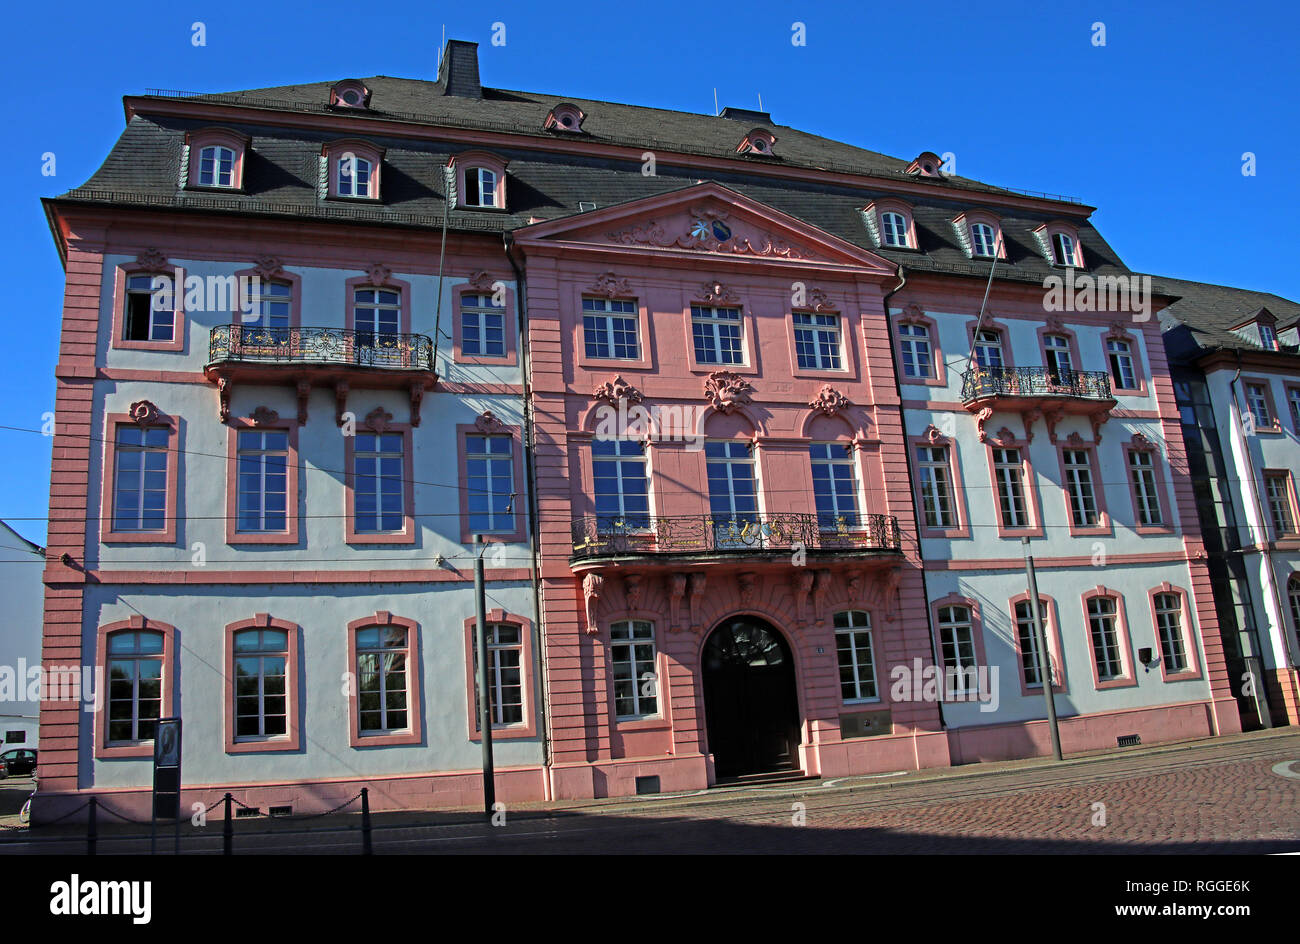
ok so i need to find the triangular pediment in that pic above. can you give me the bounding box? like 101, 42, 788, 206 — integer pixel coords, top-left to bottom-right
514, 182, 896, 274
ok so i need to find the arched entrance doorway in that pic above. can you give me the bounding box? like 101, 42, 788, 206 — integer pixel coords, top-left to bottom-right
702, 616, 801, 780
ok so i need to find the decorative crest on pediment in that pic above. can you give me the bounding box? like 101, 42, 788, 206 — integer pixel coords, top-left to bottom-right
467, 270, 497, 292
605, 213, 821, 260
704, 371, 754, 414
475, 410, 508, 433
136, 248, 168, 270
128, 400, 166, 427
593, 375, 644, 407
923, 423, 949, 445
250, 406, 280, 427
697, 280, 740, 304
808, 385, 850, 416
364, 407, 393, 433
253, 256, 284, 280
587, 271, 632, 298
365, 263, 393, 286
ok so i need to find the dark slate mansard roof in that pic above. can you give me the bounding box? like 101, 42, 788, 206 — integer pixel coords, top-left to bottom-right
1150, 274, 1300, 365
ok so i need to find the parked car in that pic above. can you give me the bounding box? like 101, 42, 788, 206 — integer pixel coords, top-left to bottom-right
0, 749, 37, 777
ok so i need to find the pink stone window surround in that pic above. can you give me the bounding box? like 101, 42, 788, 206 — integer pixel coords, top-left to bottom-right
453, 285, 518, 366
343, 421, 416, 545
894, 307, 945, 387
1007, 592, 1068, 697
1035, 221, 1084, 268
864, 199, 919, 250
965, 317, 1014, 369
575, 288, 654, 371
984, 433, 1045, 540
462, 609, 538, 741
225, 416, 300, 546
456, 421, 527, 544
101, 411, 180, 545
1036, 322, 1083, 383
930, 594, 989, 702
1147, 585, 1203, 683
450, 151, 508, 210
833, 608, 881, 704
909, 430, 971, 539
224, 614, 301, 754
95, 616, 177, 759
682, 300, 755, 374
110, 261, 187, 353
322, 139, 385, 201
606, 618, 663, 724
1081, 588, 1137, 690
1123, 435, 1175, 535
1056, 441, 1112, 537
1102, 325, 1147, 396
786, 306, 859, 379
346, 612, 422, 748
185, 128, 249, 191
952, 210, 1007, 260
1240, 376, 1282, 431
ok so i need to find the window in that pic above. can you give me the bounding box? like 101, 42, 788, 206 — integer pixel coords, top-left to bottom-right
338, 155, 373, 198
1259, 322, 1278, 350
1264, 472, 1297, 536
1014, 600, 1051, 688
592, 439, 649, 529
1289, 577, 1300, 637
1043, 334, 1073, 380
792, 312, 842, 370
4, 732, 24, 744
898, 323, 933, 378
610, 620, 657, 719
354, 287, 400, 341
705, 441, 759, 530
124, 274, 175, 342
992, 447, 1029, 528
1051, 232, 1076, 266
233, 627, 288, 739
973, 329, 1004, 368
473, 623, 525, 727
466, 434, 515, 534
236, 430, 289, 534
107, 630, 164, 744
1063, 448, 1099, 527
971, 222, 997, 257
1245, 383, 1273, 427
1087, 596, 1124, 681
916, 445, 956, 529
460, 293, 506, 358
936, 605, 979, 698
113, 426, 169, 532
1288, 387, 1300, 431
1152, 593, 1188, 674
198, 145, 235, 188
464, 167, 498, 207
1107, 338, 1137, 390
355, 625, 410, 735
582, 297, 639, 360
353, 433, 405, 533
810, 443, 860, 530
881, 211, 910, 248
834, 611, 877, 702
1128, 450, 1164, 526
243, 280, 291, 330
691, 305, 744, 365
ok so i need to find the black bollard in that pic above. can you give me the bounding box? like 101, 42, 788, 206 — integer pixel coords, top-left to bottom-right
223, 793, 233, 856
361, 788, 372, 855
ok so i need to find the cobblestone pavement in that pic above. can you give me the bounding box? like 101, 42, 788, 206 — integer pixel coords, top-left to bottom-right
4, 731, 1299, 853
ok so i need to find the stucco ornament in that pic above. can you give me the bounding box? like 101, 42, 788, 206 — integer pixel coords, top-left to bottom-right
808, 385, 850, 416
364, 407, 393, 433
587, 272, 632, 298
704, 370, 754, 414
624, 574, 643, 611
593, 375, 643, 407
467, 270, 497, 291
923, 423, 948, 445
474, 410, 507, 433
128, 400, 165, 426
974, 407, 994, 443
804, 287, 835, 311
365, 263, 393, 286
253, 256, 284, 280
250, 406, 280, 427
698, 280, 739, 303
582, 574, 604, 635
738, 572, 757, 609
136, 248, 168, 270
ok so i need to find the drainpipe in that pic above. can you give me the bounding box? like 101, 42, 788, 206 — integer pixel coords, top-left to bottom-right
879, 268, 946, 732
504, 232, 552, 793
1229, 354, 1292, 725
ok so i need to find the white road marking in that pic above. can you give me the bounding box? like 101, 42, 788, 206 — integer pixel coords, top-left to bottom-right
1269, 760, 1300, 780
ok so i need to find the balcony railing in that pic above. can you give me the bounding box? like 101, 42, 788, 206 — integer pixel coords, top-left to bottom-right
571, 513, 902, 561
208, 325, 435, 371
961, 366, 1113, 404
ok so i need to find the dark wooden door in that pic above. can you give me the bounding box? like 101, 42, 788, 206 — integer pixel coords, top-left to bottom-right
702, 618, 801, 779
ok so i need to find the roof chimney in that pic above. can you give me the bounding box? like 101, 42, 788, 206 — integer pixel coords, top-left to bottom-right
719, 106, 772, 124
438, 40, 482, 98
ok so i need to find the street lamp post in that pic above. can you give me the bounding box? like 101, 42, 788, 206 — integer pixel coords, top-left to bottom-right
1023, 537, 1063, 761
474, 535, 496, 817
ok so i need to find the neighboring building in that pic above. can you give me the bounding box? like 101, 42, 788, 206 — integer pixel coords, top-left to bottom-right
35, 40, 1263, 815
1155, 275, 1300, 728
0, 520, 45, 751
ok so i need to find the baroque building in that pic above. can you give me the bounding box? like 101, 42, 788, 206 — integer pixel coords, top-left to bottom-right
34, 39, 1280, 816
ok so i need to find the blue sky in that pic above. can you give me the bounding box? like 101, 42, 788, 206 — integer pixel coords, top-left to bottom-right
3, 0, 1296, 545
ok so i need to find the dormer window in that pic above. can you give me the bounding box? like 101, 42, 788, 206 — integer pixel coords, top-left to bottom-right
544, 103, 585, 132
1033, 222, 1083, 268
450, 151, 508, 210
953, 211, 1006, 260
736, 129, 777, 156
322, 140, 384, 201
1231, 309, 1282, 351
863, 200, 918, 251
184, 129, 249, 192
906, 151, 944, 178
330, 80, 371, 109
1259, 322, 1278, 350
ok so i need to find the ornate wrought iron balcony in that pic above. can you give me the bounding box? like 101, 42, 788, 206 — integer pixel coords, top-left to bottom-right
208, 325, 435, 372
571, 513, 902, 561
961, 366, 1113, 405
